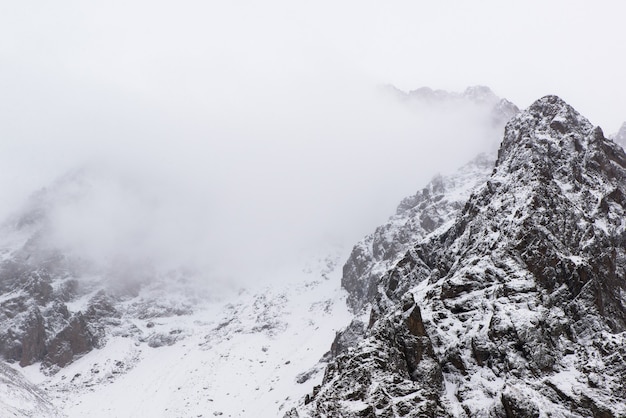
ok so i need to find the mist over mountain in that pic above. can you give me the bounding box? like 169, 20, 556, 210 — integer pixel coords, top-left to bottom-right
3, 2, 626, 416
0, 85, 524, 416
2, 76, 626, 418
1, 84, 512, 291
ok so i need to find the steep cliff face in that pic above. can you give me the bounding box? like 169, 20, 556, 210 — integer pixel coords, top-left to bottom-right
293, 96, 626, 417
342, 87, 518, 314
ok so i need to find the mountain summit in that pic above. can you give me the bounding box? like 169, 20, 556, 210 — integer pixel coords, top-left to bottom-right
291, 96, 626, 417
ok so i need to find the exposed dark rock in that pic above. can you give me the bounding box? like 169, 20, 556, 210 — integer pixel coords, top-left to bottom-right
146, 330, 184, 348
405, 304, 425, 337
19, 308, 47, 366
296, 368, 319, 384
501, 389, 540, 418
44, 313, 97, 368
330, 319, 366, 358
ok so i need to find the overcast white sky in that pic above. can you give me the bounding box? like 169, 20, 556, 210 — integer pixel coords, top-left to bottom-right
2, 1, 624, 127
1, 1, 624, 284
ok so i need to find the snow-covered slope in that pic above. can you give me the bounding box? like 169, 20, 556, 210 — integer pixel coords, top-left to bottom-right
292, 96, 626, 417
1, 241, 352, 417
0, 362, 61, 417
25, 267, 351, 418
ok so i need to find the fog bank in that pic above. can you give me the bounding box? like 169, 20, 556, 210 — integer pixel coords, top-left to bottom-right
0, 1, 535, 286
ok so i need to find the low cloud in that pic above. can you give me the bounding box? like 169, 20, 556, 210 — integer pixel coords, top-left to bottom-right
2, 77, 505, 288
0, 2, 512, 289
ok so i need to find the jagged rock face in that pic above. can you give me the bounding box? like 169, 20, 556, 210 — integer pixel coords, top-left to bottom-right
309, 296, 447, 418
0, 182, 140, 372
342, 154, 496, 312
0, 236, 198, 372
44, 313, 97, 368
0, 254, 84, 368
18, 308, 47, 367
0, 258, 100, 369
295, 96, 626, 417
329, 318, 366, 358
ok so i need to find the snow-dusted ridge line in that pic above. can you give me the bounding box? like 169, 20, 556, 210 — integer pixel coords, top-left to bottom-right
341, 153, 496, 313
341, 84, 519, 315
292, 95, 626, 417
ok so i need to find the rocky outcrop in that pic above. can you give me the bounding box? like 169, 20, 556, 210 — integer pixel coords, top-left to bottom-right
0, 258, 102, 370
295, 96, 626, 417
329, 319, 366, 358
0, 172, 160, 372
0, 237, 121, 372
19, 307, 47, 367
44, 313, 96, 369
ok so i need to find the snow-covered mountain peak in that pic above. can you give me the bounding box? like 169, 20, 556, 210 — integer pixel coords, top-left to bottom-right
340, 89, 520, 315
491, 95, 626, 209
501, 95, 596, 151
292, 96, 626, 417
4, 91, 626, 418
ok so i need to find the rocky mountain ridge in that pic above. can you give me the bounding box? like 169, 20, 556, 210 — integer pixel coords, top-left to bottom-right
343, 87, 518, 314
341, 153, 496, 314
291, 96, 626, 417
